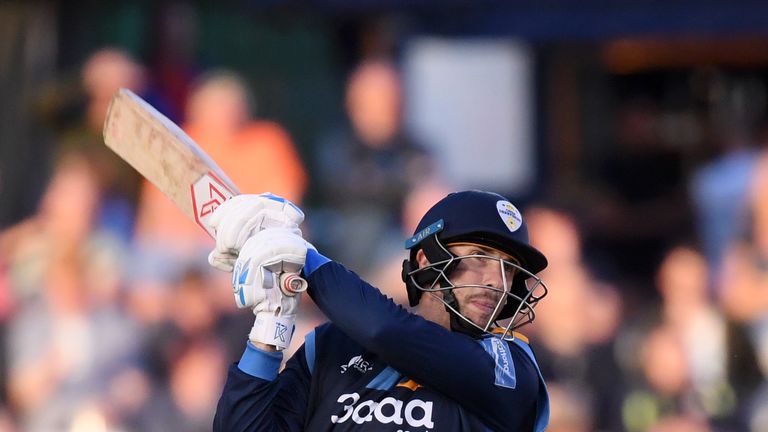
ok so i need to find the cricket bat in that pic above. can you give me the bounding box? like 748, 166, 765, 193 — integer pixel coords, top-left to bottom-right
103, 88, 306, 294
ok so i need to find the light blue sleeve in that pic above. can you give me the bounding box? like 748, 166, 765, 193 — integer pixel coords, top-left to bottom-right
237, 341, 283, 380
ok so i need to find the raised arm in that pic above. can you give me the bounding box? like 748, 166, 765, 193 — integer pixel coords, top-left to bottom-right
302, 251, 542, 432
208, 194, 313, 431
214, 339, 313, 432
209, 194, 545, 431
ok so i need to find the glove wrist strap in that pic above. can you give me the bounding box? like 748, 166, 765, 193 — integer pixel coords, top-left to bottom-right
249, 312, 296, 350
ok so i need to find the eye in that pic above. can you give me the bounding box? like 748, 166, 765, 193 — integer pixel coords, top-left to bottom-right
503, 262, 518, 279
454, 253, 484, 271
456, 256, 478, 269
468, 251, 489, 266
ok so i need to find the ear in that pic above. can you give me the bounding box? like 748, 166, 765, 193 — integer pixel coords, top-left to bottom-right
415, 248, 430, 268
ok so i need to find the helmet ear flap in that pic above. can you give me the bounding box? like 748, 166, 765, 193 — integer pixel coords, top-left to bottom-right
401, 258, 422, 307
402, 234, 457, 307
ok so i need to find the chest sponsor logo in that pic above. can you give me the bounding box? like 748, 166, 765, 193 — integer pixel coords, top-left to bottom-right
341, 355, 373, 374
330, 392, 435, 430
479, 337, 517, 389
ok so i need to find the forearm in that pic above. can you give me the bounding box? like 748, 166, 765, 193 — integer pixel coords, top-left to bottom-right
303, 251, 411, 347
214, 342, 309, 432
304, 252, 503, 394
302, 254, 538, 430
214, 366, 281, 432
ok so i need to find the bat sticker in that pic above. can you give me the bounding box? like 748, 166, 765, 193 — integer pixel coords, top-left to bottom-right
191, 171, 237, 237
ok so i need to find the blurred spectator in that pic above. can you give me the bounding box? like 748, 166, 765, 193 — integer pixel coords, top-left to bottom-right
649, 415, 711, 432
655, 245, 739, 427
312, 57, 434, 276
51, 48, 164, 242
134, 69, 307, 258
134, 340, 227, 432
80, 49, 146, 133
366, 180, 454, 306
137, 266, 247, 378
166, 340, 227, 430
185, 71, 307, 204
546, 383, 594, 432
719, 150, 768, 430
689, 121, 761, 279
0, 149, 127, 306
2, 150, 142, 431
720, 151, 768, 365
622, 324, 710, 432
525, 204, 625, 431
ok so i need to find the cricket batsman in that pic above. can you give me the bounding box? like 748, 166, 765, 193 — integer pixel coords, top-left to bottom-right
209, 190, 550, 431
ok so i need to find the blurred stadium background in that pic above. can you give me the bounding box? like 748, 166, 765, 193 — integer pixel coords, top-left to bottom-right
4, 1, 768, 431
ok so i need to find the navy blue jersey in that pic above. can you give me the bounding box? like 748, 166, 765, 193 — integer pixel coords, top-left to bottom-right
214, 250, 549, 431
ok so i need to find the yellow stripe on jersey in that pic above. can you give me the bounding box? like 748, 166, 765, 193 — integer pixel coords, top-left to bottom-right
396, 379, 423, 391
491, 328, 529, 344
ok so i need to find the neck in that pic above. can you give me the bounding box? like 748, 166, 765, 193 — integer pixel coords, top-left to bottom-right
415, 292, 486, 339
415, 293, 450, 330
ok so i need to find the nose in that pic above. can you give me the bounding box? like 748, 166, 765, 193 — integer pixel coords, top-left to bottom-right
481, 268, 505, 292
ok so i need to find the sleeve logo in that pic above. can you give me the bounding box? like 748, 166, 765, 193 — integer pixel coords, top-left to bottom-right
340, 355, 373, 374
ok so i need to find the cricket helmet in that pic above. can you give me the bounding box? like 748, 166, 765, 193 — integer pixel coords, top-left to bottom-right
401, 190, 548, 337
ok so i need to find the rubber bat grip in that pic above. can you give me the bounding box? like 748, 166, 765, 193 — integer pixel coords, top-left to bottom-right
279, 273, 308, 296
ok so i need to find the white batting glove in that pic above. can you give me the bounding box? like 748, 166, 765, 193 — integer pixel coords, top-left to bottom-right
231, 228, 313, 350
208, 193, 305, 272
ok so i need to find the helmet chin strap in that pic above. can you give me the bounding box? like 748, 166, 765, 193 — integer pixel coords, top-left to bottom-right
443, 289, 486, 339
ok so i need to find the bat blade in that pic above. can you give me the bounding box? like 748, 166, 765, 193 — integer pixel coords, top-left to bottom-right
103, 88, 308, 295
103, 88, 240, 237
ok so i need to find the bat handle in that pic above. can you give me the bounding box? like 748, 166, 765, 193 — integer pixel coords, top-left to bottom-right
279, 273, 308, 296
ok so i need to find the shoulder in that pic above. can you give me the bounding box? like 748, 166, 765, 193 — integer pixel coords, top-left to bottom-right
478, 334, 543, 392
309, 322, 364, 354
312, 322, 358, 346
304, 322, 371, 374
508, 337, 542, 376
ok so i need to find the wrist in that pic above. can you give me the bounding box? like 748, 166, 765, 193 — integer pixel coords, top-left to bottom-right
238, 341, 283, 379
249, 341, 279, 352
249, 311, 296, 350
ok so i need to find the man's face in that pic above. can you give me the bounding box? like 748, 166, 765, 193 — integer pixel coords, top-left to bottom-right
447, 244, 518, 327
416, 243, 518, 328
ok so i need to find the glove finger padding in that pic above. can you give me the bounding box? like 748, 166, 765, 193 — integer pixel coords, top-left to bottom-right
231, 229, 309, 310
230, 228, 311, 349
209, 193, 305, 260
208, 250, 238, 272
207, 225, 302, 273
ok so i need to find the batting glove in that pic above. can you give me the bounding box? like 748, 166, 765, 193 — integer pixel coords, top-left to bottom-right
208, 193, 305, 272
232, 228, 312, 350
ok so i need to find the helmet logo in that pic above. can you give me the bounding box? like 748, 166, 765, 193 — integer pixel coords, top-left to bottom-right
496, 200, 522, 232
404, 219, 444, 249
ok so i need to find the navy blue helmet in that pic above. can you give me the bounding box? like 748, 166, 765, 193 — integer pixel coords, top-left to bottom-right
401, 190, 548, 336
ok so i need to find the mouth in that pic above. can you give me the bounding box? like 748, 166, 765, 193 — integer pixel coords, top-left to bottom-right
469, 297, 500, 315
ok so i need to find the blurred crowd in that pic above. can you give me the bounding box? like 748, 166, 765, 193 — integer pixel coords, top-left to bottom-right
2, 44, 768, 432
